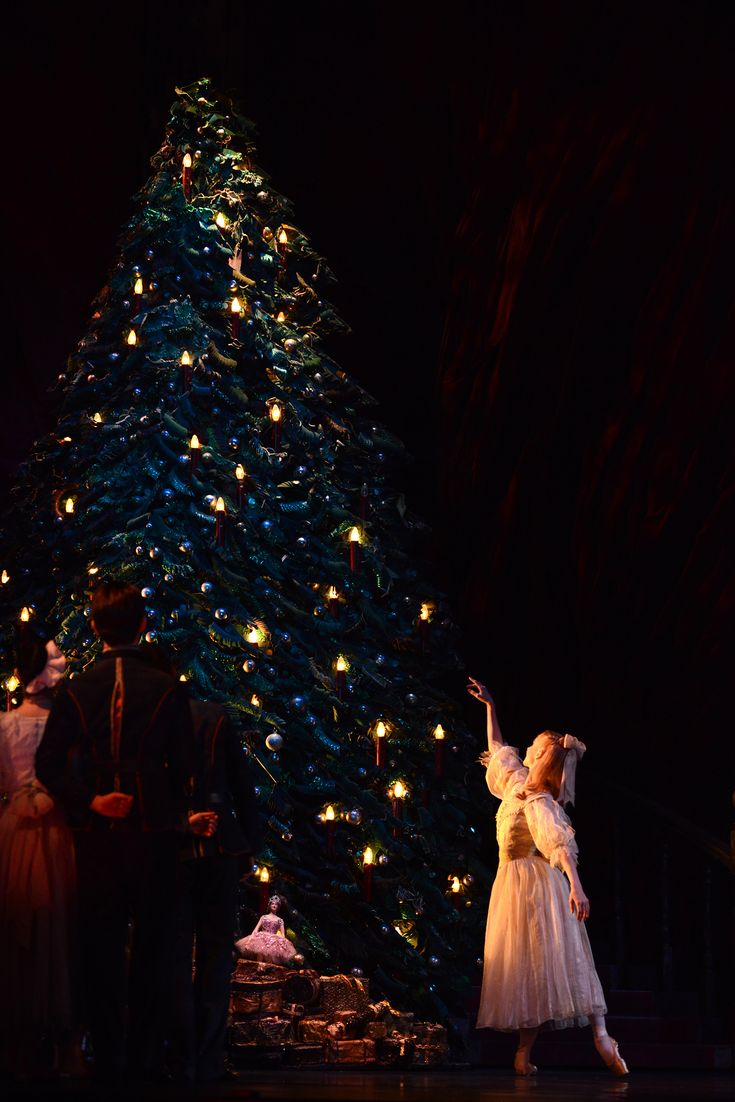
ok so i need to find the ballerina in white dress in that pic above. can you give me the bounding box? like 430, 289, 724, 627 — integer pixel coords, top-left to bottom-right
235, 895, 298, 966
469, 678, 628, 1077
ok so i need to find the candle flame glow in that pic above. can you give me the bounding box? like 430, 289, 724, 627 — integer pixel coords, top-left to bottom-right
235, 464, 246, 481
247, 627, 259, 645
434, 724, 445, 740
181, 350, 191, 366
393, 780, 406, 800
451, 876, 461, 893
190, 435, 201, 450
349, 527, 361, 544
420, 603, 430, 621
127, 330, 137, 346
336, 655, 347, 672
215, 211, 227, 229
251, 694, 261, 708
20, 607, 30, 622
259, 867, 270, 883
277, 228, 288, 244
5, 675, 20, 693
231, 297, 242, 315
215, 497, 226, 513
183, 152, 192, 168
65, 497, 75, 514
363, 847, 374, 866
327, 586, 338, 600
376, 720, 387, 739
270, 403, 282, 422
325, 805, 335, 821
134, 277, 144, 295
276, 311, 286, 323
1, 570, 9, 584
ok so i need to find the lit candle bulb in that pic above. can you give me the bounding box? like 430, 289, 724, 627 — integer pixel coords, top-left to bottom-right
215, 497, 226, 546
270, 403, 282, 450
133, 276, 144, 314
215, 211, 227, 230
189, 434, 201, 473
349, 527, 361, 573
362, 847, 374, 901
276, 310, 286, 324
259, 865, 271, 911
127, 329, 137, 347
182, 151, 192, 200
92, 412, 102, 424
230, 297, 242, 341
374, 719, 387, 767
247, 626, 260, 648
327, 585, 339, 617
433, 723, 446, 778
20, 607, 31, 622
250, 694, 261, 708
419, 603, 430, 651
277, 227, 288, 260
235, 463, 246, 508
1, 570, 9, 585
65, 497, 75, 515
335, 655, 347, 700
450, 875, 462, 910
325, 804, 336, 855
391, 780, 407, 835
181, 349, 192, 390
5, 673, 20, 712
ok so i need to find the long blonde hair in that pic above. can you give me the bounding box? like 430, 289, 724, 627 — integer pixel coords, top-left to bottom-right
521, 730, 567, 801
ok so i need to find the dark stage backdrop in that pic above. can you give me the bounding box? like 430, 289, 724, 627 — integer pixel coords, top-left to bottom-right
3, 2, 733, 851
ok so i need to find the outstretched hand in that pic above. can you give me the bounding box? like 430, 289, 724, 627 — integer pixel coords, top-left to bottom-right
467, 677, 494, 707
569, 886, 590, 922
189, 811, 219, 837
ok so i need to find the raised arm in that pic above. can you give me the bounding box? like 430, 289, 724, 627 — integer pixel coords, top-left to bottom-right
466, 678, 503, 750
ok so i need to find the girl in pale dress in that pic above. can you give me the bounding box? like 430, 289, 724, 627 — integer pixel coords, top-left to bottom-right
235, 895, 298, 965
469, 678, 628, 1077
0, 635, 80, 1077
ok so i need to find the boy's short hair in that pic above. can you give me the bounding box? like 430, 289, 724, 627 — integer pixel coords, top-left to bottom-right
91, 582, 145, 646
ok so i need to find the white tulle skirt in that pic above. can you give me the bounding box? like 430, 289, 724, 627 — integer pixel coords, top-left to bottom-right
477, 855, 607, 1031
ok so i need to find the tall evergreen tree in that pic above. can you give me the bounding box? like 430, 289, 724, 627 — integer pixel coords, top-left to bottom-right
0, 78, 490, 1020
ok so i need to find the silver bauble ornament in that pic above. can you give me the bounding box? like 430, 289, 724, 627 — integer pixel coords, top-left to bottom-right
214, 608, 228, 621
265, 732, 283, 752
347, 808, 363, 825
135, 546, 145, 557
140, 587, 153, 599
145, 631, 157, 642
200, 581, 213, 594
149, 547, 161, 560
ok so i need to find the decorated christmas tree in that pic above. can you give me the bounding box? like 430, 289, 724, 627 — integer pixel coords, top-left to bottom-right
0, 78, 489, 1023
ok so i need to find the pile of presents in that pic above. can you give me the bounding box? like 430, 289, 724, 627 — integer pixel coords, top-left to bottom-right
229, 960, 451, 1068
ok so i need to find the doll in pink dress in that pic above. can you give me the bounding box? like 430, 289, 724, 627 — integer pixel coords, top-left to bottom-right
235, 895, 298, 966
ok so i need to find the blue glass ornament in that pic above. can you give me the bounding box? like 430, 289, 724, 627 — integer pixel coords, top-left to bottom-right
214, 608, 228, 621
265, 732, 283, 752
200, 582, 213, 594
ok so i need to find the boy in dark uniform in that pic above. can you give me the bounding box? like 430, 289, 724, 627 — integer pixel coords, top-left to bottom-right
36, 582, 195, 1079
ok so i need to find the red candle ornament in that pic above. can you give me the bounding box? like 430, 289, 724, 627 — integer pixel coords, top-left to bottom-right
433, 724, 446, 778
324, 805, 336, 856
189, 434, 201, 474
215, 497, 226, 546
270, 403, 282, 450
335, 655, 347, 700
327, 586, 339, 617
258, 866, 271, 911
230, 297, 242, 341
374, 720, 387, 767
181, 349, 192, 391
390, 780, 407, 837
133, 276, 144, 315
349, 527, 361, 573
277, 227, 288, 262
235, 464, 246, 509
362, 847, 374, 902
182, 152, 192, 200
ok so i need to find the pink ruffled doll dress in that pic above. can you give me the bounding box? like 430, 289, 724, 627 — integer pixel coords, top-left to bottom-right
235, 912, 298, 966
477, 743, 607, 1031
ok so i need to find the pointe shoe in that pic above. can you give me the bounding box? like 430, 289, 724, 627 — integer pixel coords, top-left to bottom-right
594, 1034, 629, 1077
513, 1049, 538, 1076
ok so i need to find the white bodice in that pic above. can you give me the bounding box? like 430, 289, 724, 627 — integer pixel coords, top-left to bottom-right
0, 713, 48, 793
485, 743, 579, 870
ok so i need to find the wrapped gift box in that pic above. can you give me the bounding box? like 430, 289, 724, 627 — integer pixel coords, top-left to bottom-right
230, 983, 283, 1017
413, 1022, 448, 1044
363, 1021, 389, 1040
320, 974, 370, 1015
285, 1044, 326, 1067
257, 1016, 294, 1045
413, 1043, 450, 1066
283, 969, 321, 1008
330, 1009, 364, 1037
298, 1018, 331, 1044
376, 1037, 415, 1066
233, 959, 289, 985
327, 1039, 376, 1064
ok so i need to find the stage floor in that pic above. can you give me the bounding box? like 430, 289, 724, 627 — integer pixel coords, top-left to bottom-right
5, 1068, 734, 1102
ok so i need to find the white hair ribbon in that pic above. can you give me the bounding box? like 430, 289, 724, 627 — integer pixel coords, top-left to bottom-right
24, 640, 66, 695
558, 733, 586, 807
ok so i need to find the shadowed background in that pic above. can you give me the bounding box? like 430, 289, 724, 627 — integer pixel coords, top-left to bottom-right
3, 0, 733, 880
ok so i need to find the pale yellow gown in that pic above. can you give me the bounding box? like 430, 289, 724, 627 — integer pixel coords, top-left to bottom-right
477, 744, 607, 1031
